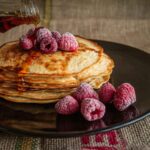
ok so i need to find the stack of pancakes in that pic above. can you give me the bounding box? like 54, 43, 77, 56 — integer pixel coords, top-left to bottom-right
0, 36, 114, 103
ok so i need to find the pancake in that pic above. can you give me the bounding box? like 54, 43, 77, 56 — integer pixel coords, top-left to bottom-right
0, 36, 114, 103
0, 74, 110, 100
0, 74, 111, 103
0, 36, 103, 75
0, 53, 113, 87
0, 94, 59, 103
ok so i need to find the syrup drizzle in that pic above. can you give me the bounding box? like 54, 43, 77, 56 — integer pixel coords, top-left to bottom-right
17, 51, 41, 91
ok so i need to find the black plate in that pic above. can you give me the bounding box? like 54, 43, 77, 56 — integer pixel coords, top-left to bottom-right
0, 40, 149, 137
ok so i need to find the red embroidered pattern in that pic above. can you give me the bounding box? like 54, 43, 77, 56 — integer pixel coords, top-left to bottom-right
81, 131, 126, 150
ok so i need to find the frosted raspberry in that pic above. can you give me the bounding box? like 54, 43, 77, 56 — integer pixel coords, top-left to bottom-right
26, 28, 39, 45
19, 35, 33, 50
72, 83, 99, 103
98, 82, 116, 103
36, 28, 52, 42
81, 98, 105, 121
29, 27, 43, 39
55, 95, 79, 115
52, 31, 61, 42
40, 37, 58, 54
58, 32, 78, 51
63, 32, 74, 37
113, 83, 136, 111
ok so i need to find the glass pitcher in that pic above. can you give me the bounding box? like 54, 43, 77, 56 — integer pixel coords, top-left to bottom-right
0, 0, 40, 45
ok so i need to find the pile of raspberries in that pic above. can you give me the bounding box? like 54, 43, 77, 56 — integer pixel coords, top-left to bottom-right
55, 82, 136, 121
19, 27, 78, 53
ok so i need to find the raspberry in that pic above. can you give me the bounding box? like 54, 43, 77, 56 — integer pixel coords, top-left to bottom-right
52, 31, 61, 42
98, 82, 116, 103
26, 28, 41, 49
72, 83, 99, 103
58, 32, 78, 51
81, 98, 105, 121
55, 95, 79, 115
36, 28, 52, 42
113, 83, 136, 111
19, 35, 33, 50
26, 28, 38, 46
40, 37, 58, 54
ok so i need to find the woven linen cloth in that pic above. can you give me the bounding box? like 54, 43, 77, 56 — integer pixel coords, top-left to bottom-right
0, 0, 150, 149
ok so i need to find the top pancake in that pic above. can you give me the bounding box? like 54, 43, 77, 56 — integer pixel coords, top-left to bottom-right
0, 36, 103, 76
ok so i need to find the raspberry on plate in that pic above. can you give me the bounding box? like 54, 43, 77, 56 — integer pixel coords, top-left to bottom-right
81, 98, 106, 121
58, 32, 78, 51
40, 37, 58, 54
36, 28, 52, 42
72, 83, 99, 103
52, 31, 61, 42
19, 35, 33, 50
55, 95, 79, 115
98, 82, 116, 103
113, 83, 136, 111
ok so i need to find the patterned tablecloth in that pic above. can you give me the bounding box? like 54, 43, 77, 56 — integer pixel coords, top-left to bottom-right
0, 0, 150, 149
